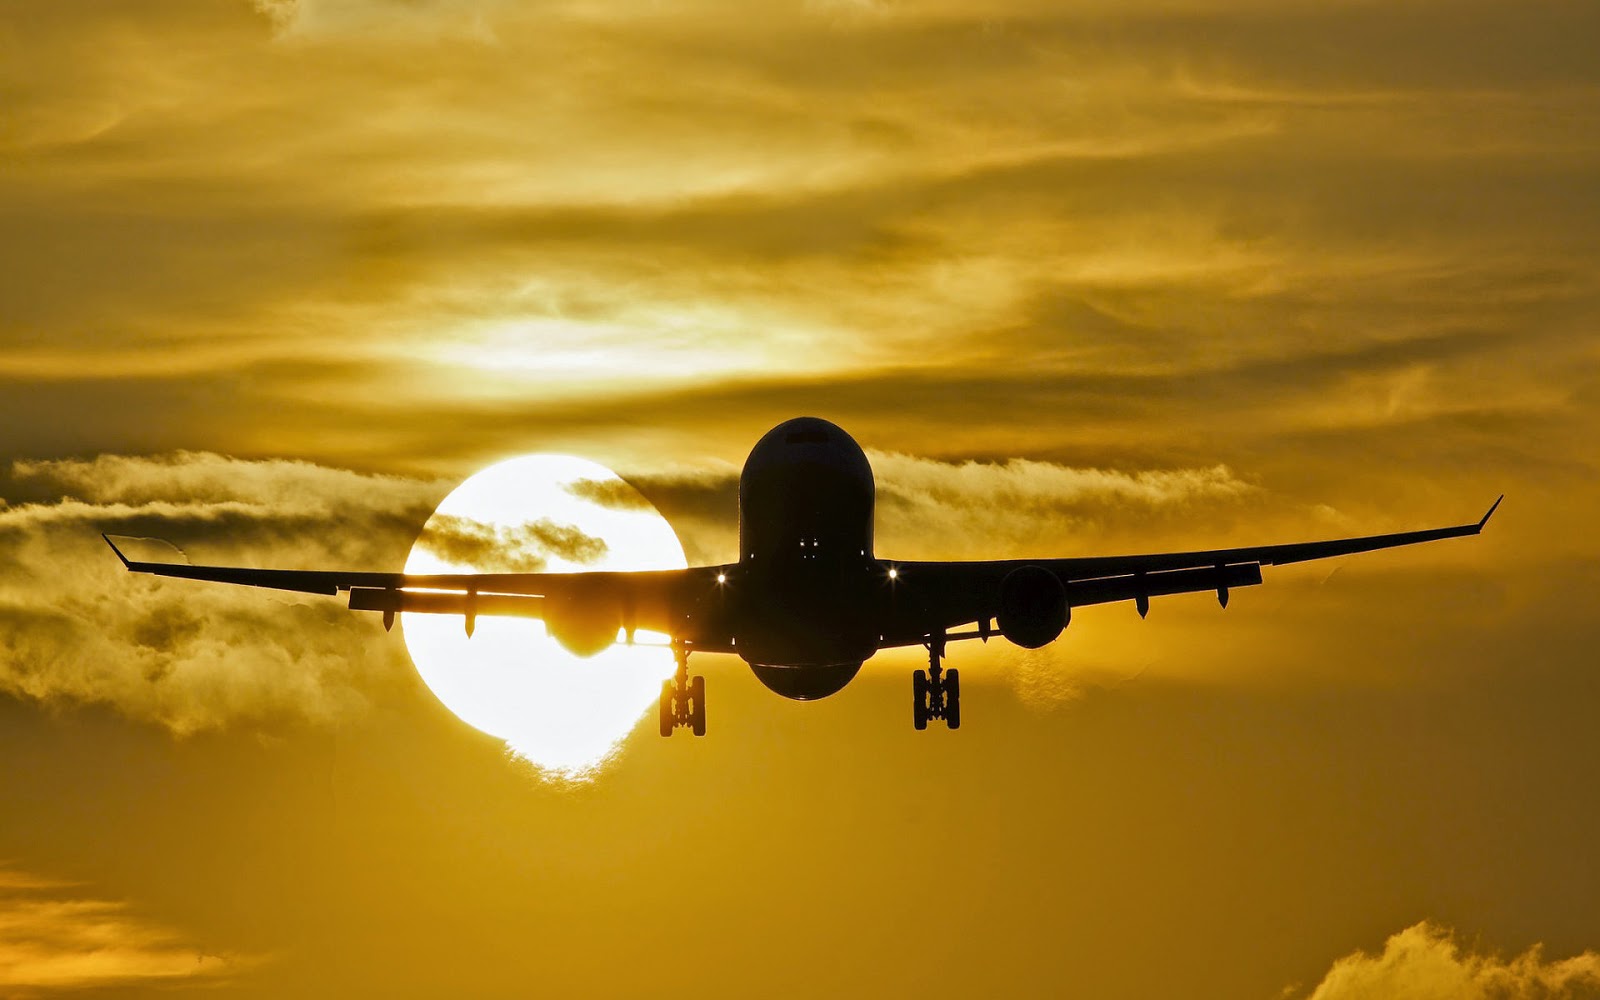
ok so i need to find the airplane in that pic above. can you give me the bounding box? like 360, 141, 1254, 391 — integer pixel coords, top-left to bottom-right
105, 416, 1501, 736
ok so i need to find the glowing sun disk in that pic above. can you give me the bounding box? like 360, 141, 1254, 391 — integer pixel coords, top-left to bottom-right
402, 454, 686, 779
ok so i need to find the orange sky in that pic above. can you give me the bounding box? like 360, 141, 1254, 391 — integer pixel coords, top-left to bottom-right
3, 0, 1600, 996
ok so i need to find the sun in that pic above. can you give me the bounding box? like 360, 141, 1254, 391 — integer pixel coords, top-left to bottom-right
401, 454, 686, 779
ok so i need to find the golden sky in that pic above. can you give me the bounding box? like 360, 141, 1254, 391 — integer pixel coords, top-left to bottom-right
3, 0, 1600, 996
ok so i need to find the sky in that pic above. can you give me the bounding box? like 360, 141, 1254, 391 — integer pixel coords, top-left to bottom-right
2, 0, 1600, 995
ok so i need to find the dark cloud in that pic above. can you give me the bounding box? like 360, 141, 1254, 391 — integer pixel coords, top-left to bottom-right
562, 477, 656, 512
415, 514, 608, 572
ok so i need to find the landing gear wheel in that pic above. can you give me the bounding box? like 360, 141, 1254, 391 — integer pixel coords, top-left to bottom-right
944, 668, 960, 730
660, 644, 707, 737
912, 670, 929, 730
689, 675, 707, 737
913, 631, 962, 733
659, 680, 675, 738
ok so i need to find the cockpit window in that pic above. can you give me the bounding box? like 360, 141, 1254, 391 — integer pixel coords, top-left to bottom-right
784, 429, 829, 444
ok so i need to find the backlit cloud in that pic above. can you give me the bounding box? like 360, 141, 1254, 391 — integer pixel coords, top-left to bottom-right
1298, 923, 1600, 1000
0, 867, 258, 994
416, 513, 609, 571
625, 450, 1265, 565
0, 454, 445, 734
869, 450, 1259, 558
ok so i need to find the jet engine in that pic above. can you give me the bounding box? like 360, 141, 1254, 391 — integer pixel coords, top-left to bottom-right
997, 565, 1069, 648
542, 585, 622, 658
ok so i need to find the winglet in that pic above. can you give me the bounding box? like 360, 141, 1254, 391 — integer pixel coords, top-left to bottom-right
102, 533, 132, 569
1477, 495, 1504, 531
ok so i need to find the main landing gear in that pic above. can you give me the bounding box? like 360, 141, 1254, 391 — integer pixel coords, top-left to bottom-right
912, 632, 960, 731
660, 643, 707, 737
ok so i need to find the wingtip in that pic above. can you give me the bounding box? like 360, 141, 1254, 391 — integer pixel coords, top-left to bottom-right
1478, 494, 1504, 531
102, 533, 132, 568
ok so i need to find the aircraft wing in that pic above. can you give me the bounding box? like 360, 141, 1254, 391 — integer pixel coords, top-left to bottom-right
102, 534, 724, 640
879, 496, 1502, 645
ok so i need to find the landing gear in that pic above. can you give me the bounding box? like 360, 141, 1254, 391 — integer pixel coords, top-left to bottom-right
944, 669, 960, 730
689, 675, 707, 737
912, 670, 929, 730
912, 632, 960, 730
659, 643, 707, 737
658, 680, 676, 738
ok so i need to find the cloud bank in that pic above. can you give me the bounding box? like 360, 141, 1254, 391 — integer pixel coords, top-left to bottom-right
0, 454, 447, 734
0, 446, 1281, 729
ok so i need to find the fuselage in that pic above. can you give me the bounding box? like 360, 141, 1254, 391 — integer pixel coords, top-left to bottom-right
731, 416, 882, 699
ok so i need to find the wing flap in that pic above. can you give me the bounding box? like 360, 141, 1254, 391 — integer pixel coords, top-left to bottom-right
1070, 561, 1263, 608
347, 588, 545, 618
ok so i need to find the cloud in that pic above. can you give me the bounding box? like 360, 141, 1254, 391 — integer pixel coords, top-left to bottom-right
621, 450, 1263, 566
1297, 923, 1600, 1000
0, 453, 447, 734
258, 0, 518, 39
564, 477, 656, 512
868, 450, 1259, 558
251, 0, 298, 29
416, 514, 608, 571
4, 0, 1596, 512
0, 866, 259, 993
14, 451, 438, 511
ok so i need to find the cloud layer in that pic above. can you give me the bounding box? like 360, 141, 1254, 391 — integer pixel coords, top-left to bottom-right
3, 0, 1595, 499
0, 446, 1276, 727
0, 454, 446, 734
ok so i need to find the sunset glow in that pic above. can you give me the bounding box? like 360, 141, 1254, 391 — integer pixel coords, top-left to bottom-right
402, 455, 686, 777
3, 0, 1598, 996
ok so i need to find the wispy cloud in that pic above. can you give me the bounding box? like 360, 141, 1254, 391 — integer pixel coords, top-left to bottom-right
625, 450, 1263, 565
1, 0, 1593, 544
869, 450, 1258, 558
0, 866, 259, 993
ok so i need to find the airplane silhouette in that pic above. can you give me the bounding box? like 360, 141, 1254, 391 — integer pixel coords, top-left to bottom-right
105, 417, 1500, 735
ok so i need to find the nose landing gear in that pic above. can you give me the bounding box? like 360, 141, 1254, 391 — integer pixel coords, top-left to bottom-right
659, 643, 707, 737
912, 632, 960, 730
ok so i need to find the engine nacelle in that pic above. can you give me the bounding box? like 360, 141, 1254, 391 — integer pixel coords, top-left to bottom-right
997, 565, 1069, 649
543, 586, 621, 658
